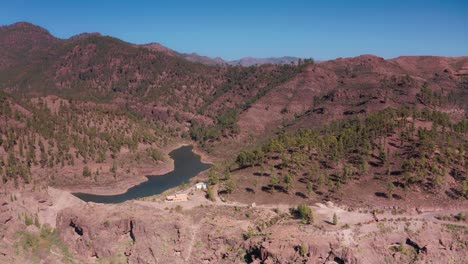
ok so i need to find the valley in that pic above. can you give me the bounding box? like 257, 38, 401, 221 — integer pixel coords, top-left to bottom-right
0, 21, 466, 264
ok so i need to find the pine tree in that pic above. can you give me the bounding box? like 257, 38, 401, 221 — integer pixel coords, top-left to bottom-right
206, 186, 215, 201
225, 179, 236, 194
283, 173, 293, 192
83, 166, 92, 177
297, 203, 314, 224
307, 182, 314, 197
208, 168, 219, 185
270, 174, 279, 187
332, 213, 338, 225
111, 160, 118, 175
387, 182, 395, 198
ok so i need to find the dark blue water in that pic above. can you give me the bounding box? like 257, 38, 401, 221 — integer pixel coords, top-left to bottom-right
73, 145, 212, 204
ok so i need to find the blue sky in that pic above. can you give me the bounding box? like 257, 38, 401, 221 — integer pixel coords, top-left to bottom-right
1, 0, 467, 60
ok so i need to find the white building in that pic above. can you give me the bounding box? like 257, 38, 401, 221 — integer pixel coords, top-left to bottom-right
195, 182, 207, 191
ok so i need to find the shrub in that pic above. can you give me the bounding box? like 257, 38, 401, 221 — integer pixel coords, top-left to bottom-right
206, 186, 216, 201
82, 166, 92, 177
296, 203, 314, 224
455, 213, 466, 222
243, 228, 257, 240
34, 214, 40, 228
307, 182, 314, 197
208, 168, 219, 185
225, 179, 236, 194
299, 242, 309, 257
333, 213, 338, 225
24, 214, 33, 226
147, 148, 164, 161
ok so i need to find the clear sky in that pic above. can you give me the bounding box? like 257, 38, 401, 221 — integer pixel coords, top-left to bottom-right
1, 0, 467, 60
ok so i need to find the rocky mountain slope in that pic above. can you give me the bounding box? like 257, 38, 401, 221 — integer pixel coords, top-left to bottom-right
1, 186, 466, 263
0, 92, 172, 193
1, 23, 466, 152
0, 22, 467, 264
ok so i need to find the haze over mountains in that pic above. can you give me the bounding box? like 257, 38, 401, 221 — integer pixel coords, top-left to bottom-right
143, 43, 301, 67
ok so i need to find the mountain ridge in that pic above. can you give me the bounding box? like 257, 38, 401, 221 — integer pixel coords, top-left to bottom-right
0, 21, 467, 264
0, 22, 300, 68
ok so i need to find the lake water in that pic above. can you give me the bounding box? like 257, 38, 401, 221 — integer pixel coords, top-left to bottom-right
73, 145, 212, 204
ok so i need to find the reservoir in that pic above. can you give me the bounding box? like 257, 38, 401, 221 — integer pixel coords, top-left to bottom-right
73, 145, 212, 204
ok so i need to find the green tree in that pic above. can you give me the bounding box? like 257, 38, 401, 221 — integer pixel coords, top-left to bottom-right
307, 182, 314, 197
283, 173, 293, 192
387, 182, 395, 198
299, 242, 309, 257
24, 214, 33, 226
147, 148, 163, 161
252, 149, 265, 165
235, 151, 255, 168
462, 181, 468, 197
83, 166, 92, 177
34, 214, 40, 228
111, 160, 118, 175
434, 174, 445, 187
224, 170, 232, 181
225, 179, 236, 194
317, 172, 326, 187
206, 186, 215, 201
379, 141, 387, 164
332, 213, 338, 225
296, 203, 314, 224
208, 168, 219, 185
270, 174, 280, 187
359, 158, 369, 174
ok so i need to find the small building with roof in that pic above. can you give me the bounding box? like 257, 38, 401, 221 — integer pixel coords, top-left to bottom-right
195, 182, 208, 191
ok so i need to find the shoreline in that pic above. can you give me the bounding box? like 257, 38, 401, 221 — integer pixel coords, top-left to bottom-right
57, 141, 214, 196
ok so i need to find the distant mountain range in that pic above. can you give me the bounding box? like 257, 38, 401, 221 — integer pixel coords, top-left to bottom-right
227, 56, 301, 66
141, 43, 301, 66
179, 54, 302, 67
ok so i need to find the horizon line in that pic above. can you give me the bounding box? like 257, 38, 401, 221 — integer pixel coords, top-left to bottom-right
2, 21, 467, 63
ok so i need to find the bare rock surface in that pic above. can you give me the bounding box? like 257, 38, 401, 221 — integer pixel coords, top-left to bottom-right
53, 199, 467, 264
0, 185, 466, 263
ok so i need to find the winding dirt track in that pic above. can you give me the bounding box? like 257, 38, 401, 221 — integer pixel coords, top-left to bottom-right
136, 185, 468, 231
418, 211, 468, 227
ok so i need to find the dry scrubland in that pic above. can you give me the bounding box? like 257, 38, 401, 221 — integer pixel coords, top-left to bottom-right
0, 22, 467, 263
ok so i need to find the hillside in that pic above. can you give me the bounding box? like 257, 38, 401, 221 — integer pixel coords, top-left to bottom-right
220, 55, 468, 208
0, 23, 308, 129
204, 55, 467, 158
227, 108, 467, 206
0, 92, 173, 192
0, 22, 466, 190
0, 22, 467, 264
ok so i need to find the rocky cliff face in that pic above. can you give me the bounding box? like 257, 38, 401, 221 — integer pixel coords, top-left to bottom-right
55, 202, 467, 264
57, 206, 191, 263
56, 203, 254, 263
0, 186, 466, 264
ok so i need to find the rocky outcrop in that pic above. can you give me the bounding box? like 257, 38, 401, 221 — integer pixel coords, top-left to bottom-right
244, 238, 359, 264
57, 205, 192, 263
57, 202, 468, 264
2, 186, 467, 264
0, 200, 12, 225
56, 203, 280, 263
